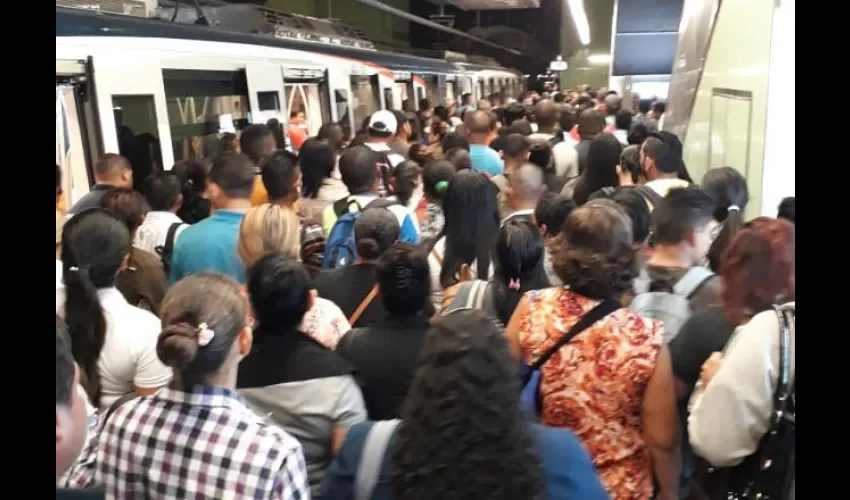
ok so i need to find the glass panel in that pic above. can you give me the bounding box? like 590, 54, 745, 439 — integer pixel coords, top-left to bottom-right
350, 75, 380, 131
162, 69, 251, 163
112, 94, 164, 188
446, 82, 456, 104
425, 75, 440, 107
285, 84, 323, 137
335, 89, 352, 140
257, 91, 280, 112
416, 86, 425, 107
384, 88, 395, 111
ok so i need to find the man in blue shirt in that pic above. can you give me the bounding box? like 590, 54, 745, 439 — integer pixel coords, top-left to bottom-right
465, 110, 504, 177
169, 152, 255, 284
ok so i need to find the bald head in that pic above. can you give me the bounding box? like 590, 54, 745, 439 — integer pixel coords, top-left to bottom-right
509, 163, 546, 207
534, 99, 558, 129
464, 110, 492, 138
477, 99, 493, 112
604, 94, 622, 115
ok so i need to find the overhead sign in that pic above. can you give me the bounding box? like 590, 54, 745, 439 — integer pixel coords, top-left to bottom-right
549, 60, 568, 71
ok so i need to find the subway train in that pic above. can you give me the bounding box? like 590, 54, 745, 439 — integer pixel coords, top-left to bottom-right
56, 5, 522, 206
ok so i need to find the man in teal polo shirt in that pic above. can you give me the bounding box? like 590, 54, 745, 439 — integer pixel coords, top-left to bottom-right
169, 152, 255, 285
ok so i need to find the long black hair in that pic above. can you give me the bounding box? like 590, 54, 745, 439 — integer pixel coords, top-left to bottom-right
298, 138, 336, 200
435, 169, 500, 289
702, 166, 749, 272
393, 310, 546, 500
573, 133, 623, 205
171, 158, 211, 224
491, 219, 550, 324
62, 208, 130, 406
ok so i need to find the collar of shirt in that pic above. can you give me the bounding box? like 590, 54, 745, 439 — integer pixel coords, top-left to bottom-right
502, 208, 535, 224
153, 385, 250, 414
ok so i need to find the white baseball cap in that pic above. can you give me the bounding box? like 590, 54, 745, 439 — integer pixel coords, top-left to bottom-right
368, 110, 398, 136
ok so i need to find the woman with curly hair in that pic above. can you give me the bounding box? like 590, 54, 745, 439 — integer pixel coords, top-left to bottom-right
506, 203, 679, 500
323, 310, 608, 500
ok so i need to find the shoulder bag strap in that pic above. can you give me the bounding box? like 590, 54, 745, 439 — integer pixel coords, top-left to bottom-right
527, 299, 620, 375
769, 303, 794, 430
354, 419, 401, 500
349, 284, 379, 326
673, 267, 715, 299
431, 247, 443, 266
163, 222, 182, 256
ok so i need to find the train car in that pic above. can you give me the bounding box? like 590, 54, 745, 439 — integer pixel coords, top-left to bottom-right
56, 5, 521, 206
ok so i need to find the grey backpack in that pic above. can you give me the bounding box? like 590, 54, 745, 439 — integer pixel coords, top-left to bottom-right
631, 267, 714, 343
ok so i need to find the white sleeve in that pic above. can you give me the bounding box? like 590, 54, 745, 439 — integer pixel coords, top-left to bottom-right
133, 315, 173, 389
688, 310, 781, 467
332, 376, 368, 428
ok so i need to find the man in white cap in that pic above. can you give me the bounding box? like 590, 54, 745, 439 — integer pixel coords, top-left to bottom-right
363, 110, 405, 196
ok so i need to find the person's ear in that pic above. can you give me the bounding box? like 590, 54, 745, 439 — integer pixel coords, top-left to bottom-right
238, 326, 253, 357
458, 263, 473, 282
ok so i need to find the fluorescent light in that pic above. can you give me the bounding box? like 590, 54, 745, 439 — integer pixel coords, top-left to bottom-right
588, 53, 611, 65
567, 0, 590, 46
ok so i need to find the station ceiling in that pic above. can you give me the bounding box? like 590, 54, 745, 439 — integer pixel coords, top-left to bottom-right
421, 0, 540, 10
612, 0, 684, 75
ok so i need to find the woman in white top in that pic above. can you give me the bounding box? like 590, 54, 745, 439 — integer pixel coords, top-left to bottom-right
687, 218, 795, 498
427, 169, 498, 308
56, 209, 172, 410
298, 138, 349, 222
386, 160, 424, 234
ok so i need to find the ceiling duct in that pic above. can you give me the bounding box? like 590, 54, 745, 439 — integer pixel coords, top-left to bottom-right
156, 4, 377, 50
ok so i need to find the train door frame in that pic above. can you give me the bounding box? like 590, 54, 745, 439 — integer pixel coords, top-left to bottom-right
281, 67, 332, 138
392, 71, 415, 111
245, 62, 286, 128
412, 76, 427, 109
91, 53, 173, 174
56, 57, 102, 206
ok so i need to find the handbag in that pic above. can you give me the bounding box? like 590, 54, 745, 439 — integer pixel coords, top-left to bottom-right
519, 299, 620, 417
692, 302, 795, 500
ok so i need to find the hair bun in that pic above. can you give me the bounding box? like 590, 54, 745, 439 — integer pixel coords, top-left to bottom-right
357, 237, 380, 260
157, 322, 199, 369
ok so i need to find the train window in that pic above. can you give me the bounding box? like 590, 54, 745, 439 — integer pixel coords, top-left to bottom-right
478, 80, 485, 101
425, 76, 439, 107
350, 75, 380, 129
416, 87, 425, 107
395, 82, 410, 110
335, 89, 352, 140
384, 88, 395, 111
112, 95, 164, 188
285, 84, 325, 137
162, 69, 251, 163
257, 91, 280, 112
446, 82, 456, 105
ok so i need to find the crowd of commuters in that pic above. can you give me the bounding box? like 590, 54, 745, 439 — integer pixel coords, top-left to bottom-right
56, 84, 795, 500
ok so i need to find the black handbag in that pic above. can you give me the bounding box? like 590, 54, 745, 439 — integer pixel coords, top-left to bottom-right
692, 302, 795, 500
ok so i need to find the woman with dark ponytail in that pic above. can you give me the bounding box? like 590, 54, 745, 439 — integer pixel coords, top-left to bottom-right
67, 273, 311, 498
441, 219, 550, 326
57, 208, 171, 410
702, 167, 749, 272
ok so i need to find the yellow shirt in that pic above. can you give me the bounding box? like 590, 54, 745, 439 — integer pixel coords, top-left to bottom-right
250, 176, 268, 207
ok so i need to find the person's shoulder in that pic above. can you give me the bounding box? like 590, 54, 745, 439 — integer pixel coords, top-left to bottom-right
531, 424, 610, 499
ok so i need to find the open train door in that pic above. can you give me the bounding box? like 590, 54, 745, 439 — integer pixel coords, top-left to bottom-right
89, 54, 172, 182
56, 58, 100, 208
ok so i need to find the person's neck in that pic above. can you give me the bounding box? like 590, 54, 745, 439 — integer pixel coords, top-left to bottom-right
537, 124, 556, 134
652, 172, 679, 181
647, 244, 694, 268
354, 257, 377, 265
95, 178, 122, 188
216, 199, 252, 212
510, 202, 536, 213
272, 197, 297, 209
504, 160, 520, 175
469, 134, 488, 145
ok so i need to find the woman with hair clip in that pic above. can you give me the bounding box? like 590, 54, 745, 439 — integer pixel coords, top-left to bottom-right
66, 273, 312, 499
323, 310, 609, 500
426, 169, 500, 309
419, 159, 454, 239
56, 208, 171, 411
441, 219, 550, 327
701, 167, 749, 272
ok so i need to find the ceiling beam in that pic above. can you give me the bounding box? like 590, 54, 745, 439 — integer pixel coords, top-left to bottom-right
353, 0, 523, 56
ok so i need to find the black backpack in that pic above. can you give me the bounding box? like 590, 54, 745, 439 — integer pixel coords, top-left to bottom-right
154, 222, 182, 275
